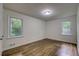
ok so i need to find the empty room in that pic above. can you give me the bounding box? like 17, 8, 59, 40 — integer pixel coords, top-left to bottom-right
0, 3, 79, 56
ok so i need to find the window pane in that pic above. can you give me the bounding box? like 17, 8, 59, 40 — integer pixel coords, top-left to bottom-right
62, 21, 71, 35
10, 17, 23, 37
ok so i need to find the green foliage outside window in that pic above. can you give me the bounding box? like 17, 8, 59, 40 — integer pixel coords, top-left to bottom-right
10, 17, 23, 37
62, 21, 71, 35
63, 22, 71, 29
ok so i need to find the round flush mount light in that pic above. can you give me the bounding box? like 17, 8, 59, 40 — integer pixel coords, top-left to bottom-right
41, 9, 53, 16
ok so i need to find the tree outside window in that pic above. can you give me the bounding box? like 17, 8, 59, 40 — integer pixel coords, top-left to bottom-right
9, 17, 23, 37
62, 21, 72, 35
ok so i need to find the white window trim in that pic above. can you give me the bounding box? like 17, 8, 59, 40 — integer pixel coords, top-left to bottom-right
8, 16, 24, 38
61, 21, 72, 36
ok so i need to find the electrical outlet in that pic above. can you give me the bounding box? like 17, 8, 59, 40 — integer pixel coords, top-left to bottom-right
13, 43, 15, 45
10, 43, 15, 46
10, 44, 12, 46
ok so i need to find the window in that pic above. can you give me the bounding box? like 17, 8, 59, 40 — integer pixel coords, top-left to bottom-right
62, 21, 71, 35
9, 17, 23, 37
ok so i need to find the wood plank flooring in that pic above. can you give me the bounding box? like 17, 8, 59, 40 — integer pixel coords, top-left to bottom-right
2, 39, 77, 56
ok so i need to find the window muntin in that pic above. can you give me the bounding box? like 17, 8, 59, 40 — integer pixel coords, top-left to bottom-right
62, 21, 71, 35
9, 17, 23, 37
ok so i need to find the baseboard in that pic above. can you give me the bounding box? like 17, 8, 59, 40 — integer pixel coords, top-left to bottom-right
2, 38, 77, 56
3, 38, 77, 51
46, 38, 77, 45
2, 38, 45, 56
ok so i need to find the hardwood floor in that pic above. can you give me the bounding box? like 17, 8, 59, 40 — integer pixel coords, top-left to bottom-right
2, 39, 77, 56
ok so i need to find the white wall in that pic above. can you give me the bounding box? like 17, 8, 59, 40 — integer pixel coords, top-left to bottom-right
46, 15, 77, 44
0, 3, 3, 55
3, 9, 46, 50
77, 5, 79, 55
0, 4, 3, 38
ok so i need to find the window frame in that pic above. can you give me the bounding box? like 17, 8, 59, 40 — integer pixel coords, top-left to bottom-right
61, 21, 72, 35
8, 16, 23, 38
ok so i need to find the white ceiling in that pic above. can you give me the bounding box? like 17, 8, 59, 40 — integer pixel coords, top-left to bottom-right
3, 3, 77, 20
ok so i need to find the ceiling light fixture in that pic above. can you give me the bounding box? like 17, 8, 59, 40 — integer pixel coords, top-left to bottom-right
41, 9, 52, 16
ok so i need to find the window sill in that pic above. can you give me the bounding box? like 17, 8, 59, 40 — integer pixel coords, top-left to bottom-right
61, 33, 72, 36
62, 33, 72, 35
3, 36, 24, 39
